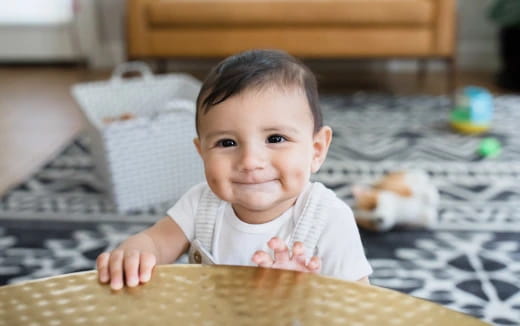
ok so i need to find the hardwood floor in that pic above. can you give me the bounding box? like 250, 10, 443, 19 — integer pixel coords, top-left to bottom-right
0, 63, 515, 196
0, 65, 102, 195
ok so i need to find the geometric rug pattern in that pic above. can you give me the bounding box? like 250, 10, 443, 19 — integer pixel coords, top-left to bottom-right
363, 230, 520, 325
1, 94, 519, 325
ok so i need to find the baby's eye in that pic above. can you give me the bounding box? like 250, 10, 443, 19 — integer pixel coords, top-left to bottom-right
267, 135, 287, 144
216, 139, 236, 147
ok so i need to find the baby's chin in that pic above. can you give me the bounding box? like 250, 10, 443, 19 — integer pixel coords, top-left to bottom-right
231, 201, 288, 223
232, 191, 282, 209
232, 192, 299, 216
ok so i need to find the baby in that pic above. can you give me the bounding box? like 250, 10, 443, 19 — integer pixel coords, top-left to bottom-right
96, 49, 372, 290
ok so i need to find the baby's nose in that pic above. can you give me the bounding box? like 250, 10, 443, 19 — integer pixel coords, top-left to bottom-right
237, 145, 266, 171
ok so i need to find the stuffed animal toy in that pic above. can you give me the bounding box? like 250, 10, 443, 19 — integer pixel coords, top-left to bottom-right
352, 170, 439, 232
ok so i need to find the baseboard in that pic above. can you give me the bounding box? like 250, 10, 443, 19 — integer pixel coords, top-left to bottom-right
0, 24, 81, 61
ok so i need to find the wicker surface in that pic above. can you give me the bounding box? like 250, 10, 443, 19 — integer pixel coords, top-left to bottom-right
0, 265, 488, 325
71, 63, 204, 212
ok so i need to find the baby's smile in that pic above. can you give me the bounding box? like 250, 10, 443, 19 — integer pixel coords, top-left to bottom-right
233, 179, 279, 192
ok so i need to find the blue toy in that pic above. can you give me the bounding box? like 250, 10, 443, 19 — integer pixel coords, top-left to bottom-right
450, 86, 494, 134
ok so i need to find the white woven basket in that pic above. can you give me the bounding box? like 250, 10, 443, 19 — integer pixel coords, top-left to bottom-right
72, 62, 205, 212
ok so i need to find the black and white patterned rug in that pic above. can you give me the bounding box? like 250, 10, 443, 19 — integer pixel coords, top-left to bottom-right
1, 94, 519, 325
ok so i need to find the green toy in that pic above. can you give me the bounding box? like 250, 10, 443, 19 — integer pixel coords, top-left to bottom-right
478, 138, 502, 158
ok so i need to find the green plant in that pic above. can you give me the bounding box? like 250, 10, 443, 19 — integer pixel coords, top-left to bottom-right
489, 0, 520, 27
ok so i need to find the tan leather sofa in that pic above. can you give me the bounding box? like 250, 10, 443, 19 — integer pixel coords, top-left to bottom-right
127, 0, 456, 86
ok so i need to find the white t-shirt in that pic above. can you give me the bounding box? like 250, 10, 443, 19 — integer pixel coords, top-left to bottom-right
167, 182, 372, 282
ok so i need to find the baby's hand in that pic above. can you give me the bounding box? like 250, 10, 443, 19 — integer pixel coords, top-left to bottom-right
96, 249, 157, 290
252, 237, 321, 273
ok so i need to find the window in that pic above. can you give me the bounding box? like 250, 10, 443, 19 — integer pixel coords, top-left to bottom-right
0, 0, 73, 25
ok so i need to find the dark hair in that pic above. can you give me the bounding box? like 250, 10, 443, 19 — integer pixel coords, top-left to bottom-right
195, 49, 322, 134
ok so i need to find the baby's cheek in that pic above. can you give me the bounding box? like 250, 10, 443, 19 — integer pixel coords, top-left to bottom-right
285, 166, 311, 188
203, 159, 220, 178
205, 171, 222, 189
203, 166, 221, 187
292, 168, 307, 179
206, 178, 229, 201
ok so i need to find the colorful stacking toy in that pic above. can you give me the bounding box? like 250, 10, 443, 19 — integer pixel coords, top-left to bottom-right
450, 86, 494, 134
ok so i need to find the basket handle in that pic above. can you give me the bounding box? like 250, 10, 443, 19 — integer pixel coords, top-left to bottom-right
110, 61, 154, 83
160, 99, 196, 117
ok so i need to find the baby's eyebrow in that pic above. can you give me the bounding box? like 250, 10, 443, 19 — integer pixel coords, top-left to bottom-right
204, 130, 233, 139
263, 126, 300, 134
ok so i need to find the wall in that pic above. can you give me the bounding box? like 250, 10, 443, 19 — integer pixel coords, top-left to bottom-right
389, 0, 500, 71
0, 0, 79, 61
87, 0, 126, 68
457, 0, 499, 70
0, 0, 124, 68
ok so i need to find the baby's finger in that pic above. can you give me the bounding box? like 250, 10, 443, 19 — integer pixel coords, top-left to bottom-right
307, 256, 322, 273
108, 250, 125, 290
96, 252, 110, 283
139, 252, 156, 283
292, 242, 307, 265
123, 250, 140, 287
268, 237, 290, 264
252, 250, 274, 268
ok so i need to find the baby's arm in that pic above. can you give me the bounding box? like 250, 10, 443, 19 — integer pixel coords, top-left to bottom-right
252, 237, 321, 273
96, 216, 189, 290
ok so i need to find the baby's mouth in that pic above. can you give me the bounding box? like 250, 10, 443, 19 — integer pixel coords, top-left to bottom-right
233, 180, 278, 191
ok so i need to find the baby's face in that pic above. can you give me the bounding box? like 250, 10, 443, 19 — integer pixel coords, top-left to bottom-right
195, 86, 329, 223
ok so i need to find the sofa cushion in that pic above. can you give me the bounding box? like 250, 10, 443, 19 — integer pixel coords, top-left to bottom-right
147, 0, 434, 27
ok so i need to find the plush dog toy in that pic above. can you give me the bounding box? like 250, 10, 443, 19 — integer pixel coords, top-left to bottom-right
352, 170, 439, 232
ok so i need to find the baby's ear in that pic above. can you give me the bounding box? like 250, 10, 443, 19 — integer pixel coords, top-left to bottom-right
193, 138, 202, 156
311, 126, 332, 173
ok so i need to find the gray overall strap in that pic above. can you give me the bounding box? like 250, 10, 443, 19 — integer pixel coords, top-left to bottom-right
194, 186, 222, 253
288, 182, 332, 256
